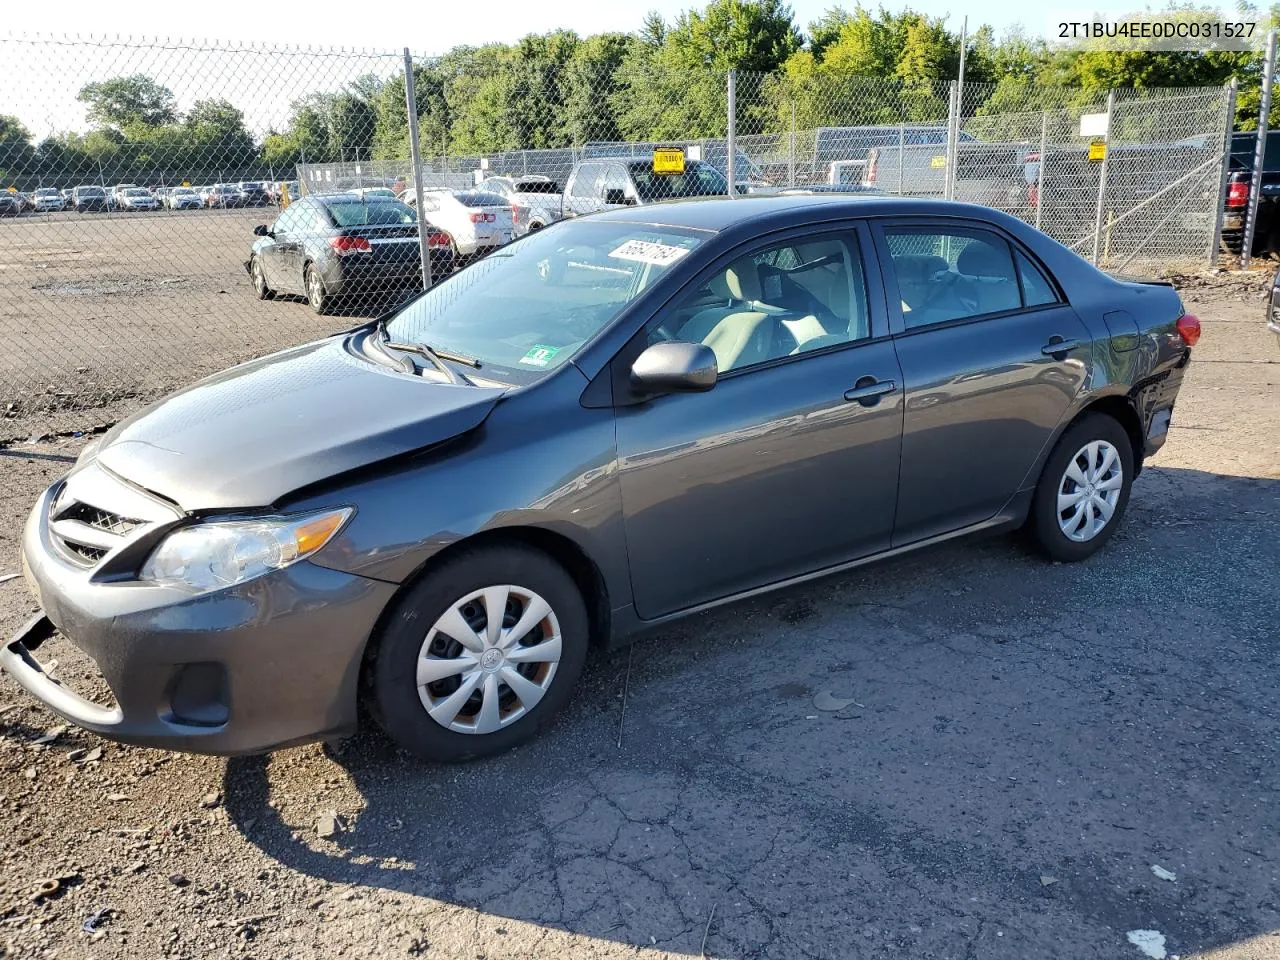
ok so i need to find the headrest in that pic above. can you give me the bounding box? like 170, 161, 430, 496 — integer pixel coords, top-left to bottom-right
956, 242, 1014, 280
721, 257, 757, 302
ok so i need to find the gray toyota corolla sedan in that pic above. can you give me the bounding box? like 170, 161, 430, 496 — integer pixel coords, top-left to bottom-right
3, 196, 1199, 761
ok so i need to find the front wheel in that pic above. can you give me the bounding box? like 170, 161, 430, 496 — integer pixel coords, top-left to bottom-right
249, 256, 274, 300
1027, 413, 1135, 562
304, 263, 331, 315
370, 544, 589, 762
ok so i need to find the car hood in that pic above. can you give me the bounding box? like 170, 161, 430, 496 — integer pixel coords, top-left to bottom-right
95, 336, 507, 512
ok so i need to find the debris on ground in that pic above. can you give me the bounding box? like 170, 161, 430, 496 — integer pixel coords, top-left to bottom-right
813, 690, 864, 712
168, 874, 189, 887
1150, 864, 1176, 882
316, 812, 341, 838
82, 907, 112, 933
199, 791, 222, 809
1039, 875, 1059, 886
30, 725, 67, 745
1127, 929, 1168, 959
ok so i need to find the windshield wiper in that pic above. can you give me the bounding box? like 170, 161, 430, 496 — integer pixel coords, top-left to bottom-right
372, 319, 478, 385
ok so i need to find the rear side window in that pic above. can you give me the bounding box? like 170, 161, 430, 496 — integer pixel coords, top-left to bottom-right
567, 165, 601, 198
1015, 250, 1059, 307
883, 226, 1023, 328
515, 179, 559, 193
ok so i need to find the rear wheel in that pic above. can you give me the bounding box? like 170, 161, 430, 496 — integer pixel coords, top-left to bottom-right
1027, 413, 1134, 562
370, 544, 589, 762
249, 255, 274, 300
304, 262, 331, 315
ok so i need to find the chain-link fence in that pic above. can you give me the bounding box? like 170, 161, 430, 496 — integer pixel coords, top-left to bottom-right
0, 34, 1236, 446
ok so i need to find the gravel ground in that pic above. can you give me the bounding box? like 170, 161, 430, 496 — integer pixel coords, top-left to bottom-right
0, 271, 1277, 960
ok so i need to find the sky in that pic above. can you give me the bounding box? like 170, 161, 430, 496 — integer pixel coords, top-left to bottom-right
2, 0, 1144, 137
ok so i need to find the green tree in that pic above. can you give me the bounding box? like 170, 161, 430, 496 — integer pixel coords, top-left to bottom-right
77, 75, 178, 129
0, 115, 34, 182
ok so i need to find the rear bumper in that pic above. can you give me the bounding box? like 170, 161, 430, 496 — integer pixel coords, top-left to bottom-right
3, 486, 398, 755
1268, 319, 1280, 350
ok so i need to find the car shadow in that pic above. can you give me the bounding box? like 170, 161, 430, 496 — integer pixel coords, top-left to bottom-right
223, 466, 1280, 958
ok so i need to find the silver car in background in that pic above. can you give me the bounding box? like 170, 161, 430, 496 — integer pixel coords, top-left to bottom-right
32, 188, 65, 212
405, 189, 514, 259
475, 175, 563, 236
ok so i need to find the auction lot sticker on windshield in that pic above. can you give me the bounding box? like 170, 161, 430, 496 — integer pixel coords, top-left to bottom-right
609, 240, 691, 267
519, 344, 561, 367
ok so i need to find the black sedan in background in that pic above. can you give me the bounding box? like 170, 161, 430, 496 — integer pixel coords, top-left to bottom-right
71, 186, 109, 213
0, 192, 20, 217
247, 194, 455, 313
7, 196, 1197, 763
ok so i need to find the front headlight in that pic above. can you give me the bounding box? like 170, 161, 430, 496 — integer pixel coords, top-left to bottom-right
139, 508, 352, 592
75, 436, 103, 465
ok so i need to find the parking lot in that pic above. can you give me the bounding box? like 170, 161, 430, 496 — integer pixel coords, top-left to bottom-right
0, 207, 385, 439
0, 271, 1275, 959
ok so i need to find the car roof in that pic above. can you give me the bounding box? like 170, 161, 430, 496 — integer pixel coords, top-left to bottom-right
587, 194, 974, 232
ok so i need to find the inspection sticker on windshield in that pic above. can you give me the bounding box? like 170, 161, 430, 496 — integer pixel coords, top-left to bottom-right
519, 344, 561, 367
609, 240, 691, 267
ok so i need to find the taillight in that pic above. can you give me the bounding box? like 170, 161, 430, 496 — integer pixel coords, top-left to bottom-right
1226, 181, 1248, 209
1027, 183, 1040, 208
1175, 313, 1201, 347
469, 211, 495, 223
426, 231, 451, 248
866, 151, 878, 183
329, 235, 371, 256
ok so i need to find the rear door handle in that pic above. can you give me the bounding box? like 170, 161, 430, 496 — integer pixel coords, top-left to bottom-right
844, 378, 897, 404
1041, 337, 1081, 357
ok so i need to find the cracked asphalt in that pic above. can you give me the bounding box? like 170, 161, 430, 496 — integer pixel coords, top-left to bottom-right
0, 271, 1277, 959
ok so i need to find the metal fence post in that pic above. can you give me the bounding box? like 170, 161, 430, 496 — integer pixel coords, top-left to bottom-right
1035, 110, 1048, 231
1243, 29, 1277, 269
1210, 78, 1239, 266
726, 69, 737, 197
788, 101, 796, 188
1092, 89, 1116, 265
898, 123, 906, 196
403, 48, 432, 290
945, 80, 959, 200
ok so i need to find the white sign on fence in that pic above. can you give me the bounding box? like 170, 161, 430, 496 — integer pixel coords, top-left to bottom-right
1080, 112, 1110, 137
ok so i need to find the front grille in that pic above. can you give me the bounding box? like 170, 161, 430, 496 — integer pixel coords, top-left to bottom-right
64, 542, 108, 565
59, 501, 143, 537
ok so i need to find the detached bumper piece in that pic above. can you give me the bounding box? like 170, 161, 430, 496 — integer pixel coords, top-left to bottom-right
1, 614, 124, 731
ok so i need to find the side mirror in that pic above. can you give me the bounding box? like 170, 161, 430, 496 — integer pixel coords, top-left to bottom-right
253, 224, 270, 237
603, 188, 631, 206
630, 341, 717, 395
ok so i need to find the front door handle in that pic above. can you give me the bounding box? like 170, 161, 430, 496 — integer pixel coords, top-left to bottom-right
844, 377, 897, 405
1041, 337, 1081, 358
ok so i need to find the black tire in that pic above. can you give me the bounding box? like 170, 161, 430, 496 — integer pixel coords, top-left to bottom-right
1027, 412, 1135, 562
249, 255, 274, 300
371, 544, 589, 762
304, 262, 331, 315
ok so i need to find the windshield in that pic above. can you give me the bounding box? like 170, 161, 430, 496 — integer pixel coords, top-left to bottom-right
627, 162, 729, 202
78, 187, 105, 196
326, 199, 415, 227
125, 189, 150, 197
36, 189, 58, 196
386, 221, 703, 381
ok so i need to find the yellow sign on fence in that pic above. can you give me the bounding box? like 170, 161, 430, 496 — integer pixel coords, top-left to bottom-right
653, 148, 685, 175
929, 156, 946, 169
1088, 140, 1107, 162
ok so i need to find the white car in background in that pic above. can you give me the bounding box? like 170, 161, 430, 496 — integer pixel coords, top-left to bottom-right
404, 189, 514, 258
475, 175, 563, 236
166, 186, 203, 210
346, 187, 399, 201
32, 188, 65, 212
118, 187, 159, 211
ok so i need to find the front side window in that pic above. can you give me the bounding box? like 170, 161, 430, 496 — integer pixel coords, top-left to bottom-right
567, 164, 600, 198
650, 232, 870, 373
882, 226, 1024, 329
387, 221, 704, 382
